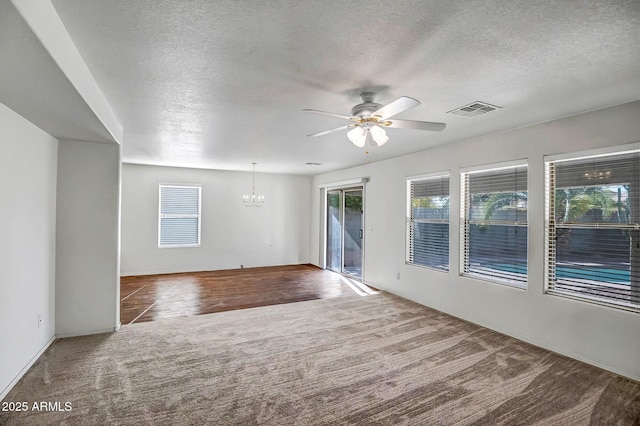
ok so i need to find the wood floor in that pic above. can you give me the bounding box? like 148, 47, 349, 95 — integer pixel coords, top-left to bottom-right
120, 264, 372, 324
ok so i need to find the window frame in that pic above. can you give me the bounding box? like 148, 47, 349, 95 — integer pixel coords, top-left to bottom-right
460, 160, 529, 288
158, 184, 202, 248
544, 147, 640, 312
405, 172, 451, 272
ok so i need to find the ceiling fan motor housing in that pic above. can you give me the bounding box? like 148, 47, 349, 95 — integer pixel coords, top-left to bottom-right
351, 92, 382, 118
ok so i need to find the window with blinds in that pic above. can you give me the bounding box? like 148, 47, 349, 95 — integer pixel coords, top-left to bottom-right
406, 174, 450, 271
461, 163, 528, 287
545, 150, 640, 312
158, 184, 201, 248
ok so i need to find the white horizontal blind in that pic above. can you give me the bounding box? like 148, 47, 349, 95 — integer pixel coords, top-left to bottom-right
546, 151, 640, 311
158, 185, 201, 248
406, 174, 450, 271
461, 165, 528, 286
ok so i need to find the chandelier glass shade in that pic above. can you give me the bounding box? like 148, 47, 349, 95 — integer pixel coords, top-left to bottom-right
243, 163, 264, 207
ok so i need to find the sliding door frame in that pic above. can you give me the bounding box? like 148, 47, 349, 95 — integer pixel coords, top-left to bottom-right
320, 178, 367, 283
340, 187, 363, 278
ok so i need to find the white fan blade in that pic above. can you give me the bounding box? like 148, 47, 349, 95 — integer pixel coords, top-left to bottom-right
372, 96, 420, 120
307, 124, 354, 137
386, 119, 446, 132
302, 109, 354, 121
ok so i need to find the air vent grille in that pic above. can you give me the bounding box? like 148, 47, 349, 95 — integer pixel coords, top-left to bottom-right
447, 101, 501, 117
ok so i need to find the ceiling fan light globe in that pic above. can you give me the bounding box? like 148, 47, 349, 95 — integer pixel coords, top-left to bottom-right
375, 134, 389, 146
370, 125, 389, 146
347, 127, 366, 147
347, 126, 363, 142
354, 133, 367, 148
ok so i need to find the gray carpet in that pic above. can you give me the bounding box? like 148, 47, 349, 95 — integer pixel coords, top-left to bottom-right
2, 292, 639, 425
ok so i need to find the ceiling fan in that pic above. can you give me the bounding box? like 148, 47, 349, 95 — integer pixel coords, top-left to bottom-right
303, 92, 446, 148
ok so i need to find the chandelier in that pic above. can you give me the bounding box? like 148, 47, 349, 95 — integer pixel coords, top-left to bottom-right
243, 162, 264, 207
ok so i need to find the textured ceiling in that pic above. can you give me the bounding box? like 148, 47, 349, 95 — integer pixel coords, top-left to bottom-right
23, 1, 640, 173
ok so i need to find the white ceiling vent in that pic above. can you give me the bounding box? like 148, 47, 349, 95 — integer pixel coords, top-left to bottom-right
447, 101, 501, 117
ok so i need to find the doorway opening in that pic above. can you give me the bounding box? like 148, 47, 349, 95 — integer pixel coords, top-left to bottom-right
326, 187, 364, 280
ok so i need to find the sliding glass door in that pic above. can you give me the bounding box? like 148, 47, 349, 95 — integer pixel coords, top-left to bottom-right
326, 187, 363, 279
327, 190, 342, 272
343, 189, 363, 277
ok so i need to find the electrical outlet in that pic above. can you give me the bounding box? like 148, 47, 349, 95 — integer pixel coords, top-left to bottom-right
37, 314, 42, 328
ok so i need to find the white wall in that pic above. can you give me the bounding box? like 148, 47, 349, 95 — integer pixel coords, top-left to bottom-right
56, 139, 121, 337
0, 103, 57, 400
121, 164, 311, 275
311, 100, 640, 381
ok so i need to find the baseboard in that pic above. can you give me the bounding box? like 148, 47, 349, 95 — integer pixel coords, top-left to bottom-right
56, 326, 119, 338
0, 335, 56, 401
483, 325, 640, 383
121, 262, 311, 277
377, 285, 640, 383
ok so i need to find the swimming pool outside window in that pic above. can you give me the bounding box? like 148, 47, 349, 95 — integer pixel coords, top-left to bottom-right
460, 162, 528, 287
545, 149, 640, 312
